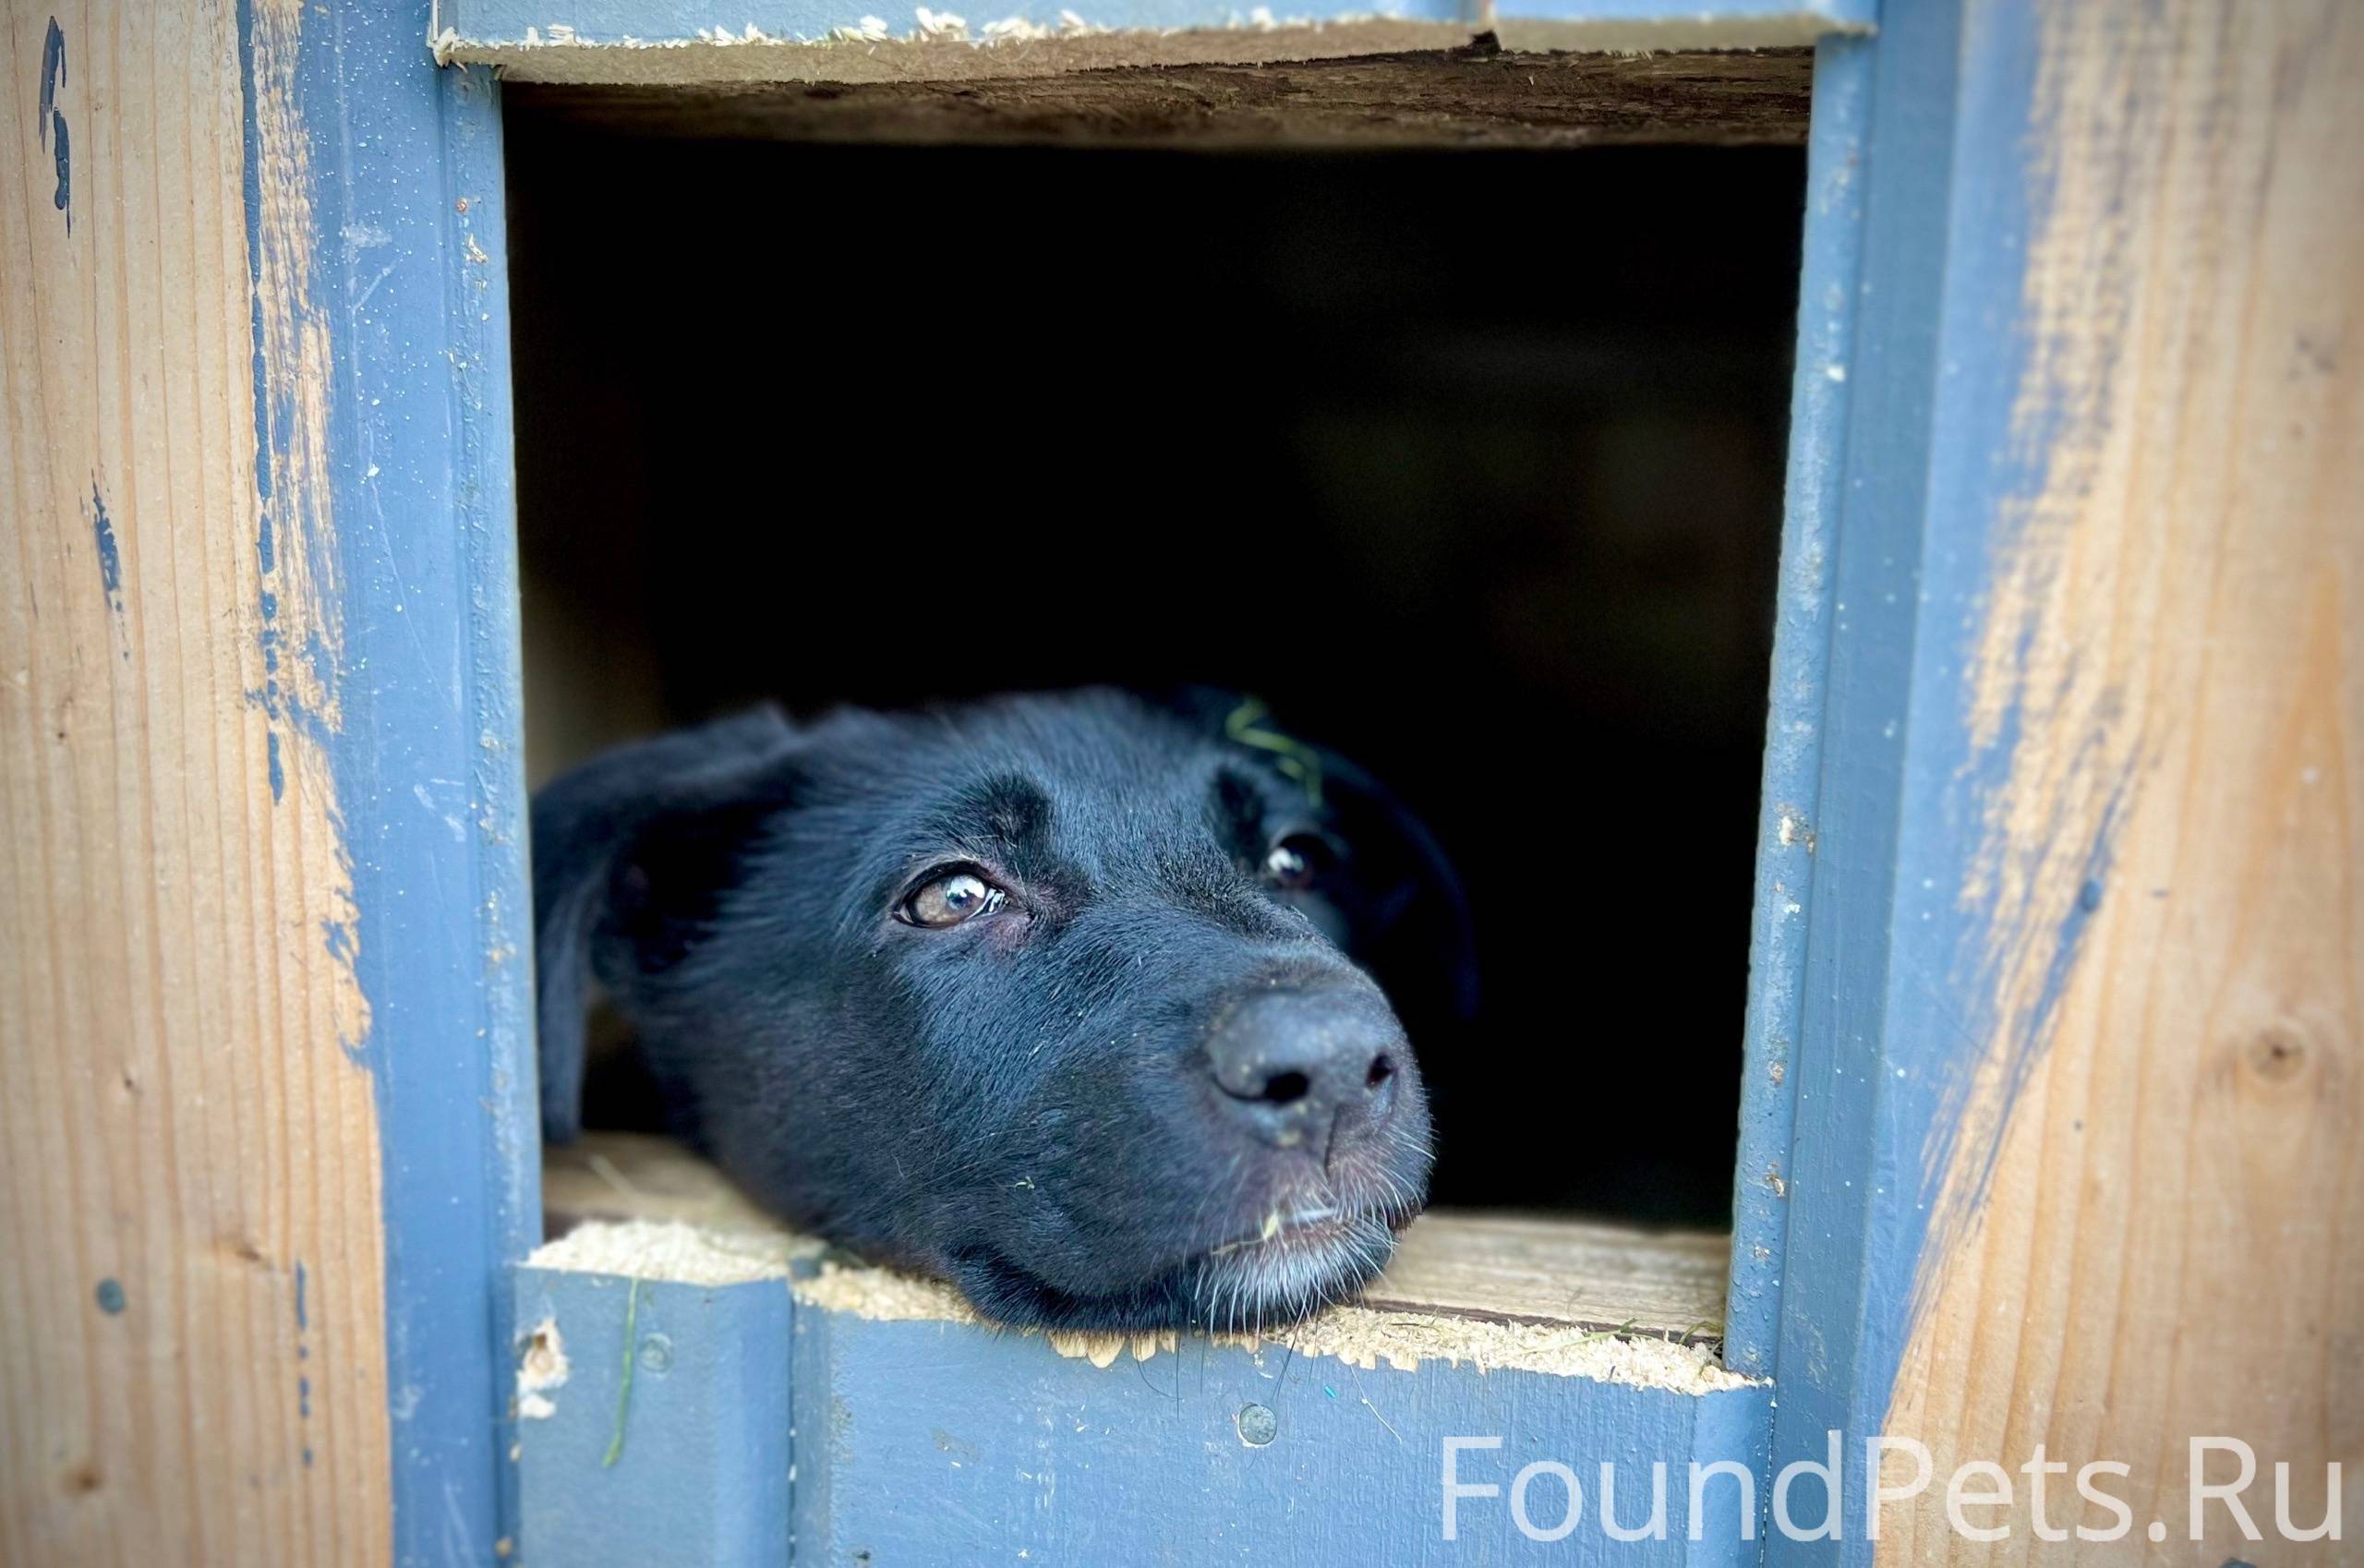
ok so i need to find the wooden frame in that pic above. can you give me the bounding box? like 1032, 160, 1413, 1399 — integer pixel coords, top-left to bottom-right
4, 0, 2355, 1562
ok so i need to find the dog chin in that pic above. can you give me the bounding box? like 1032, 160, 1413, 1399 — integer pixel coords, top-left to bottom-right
953, 1208, 1406, 1333
1183, 1209, 1401, 1334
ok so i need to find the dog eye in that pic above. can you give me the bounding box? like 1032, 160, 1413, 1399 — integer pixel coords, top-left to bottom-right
1261, 836, 1329, 891
900, 870, 1007, 928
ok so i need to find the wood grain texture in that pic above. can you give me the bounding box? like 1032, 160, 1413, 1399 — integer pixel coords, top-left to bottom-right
1366, 1211, 1729, 1336
548, 1132, 1729, 1333
1880, 0, 2363, 1557
503, 48, 1812, 150
441, 10, 1847, 88
0, 6, 391, 1566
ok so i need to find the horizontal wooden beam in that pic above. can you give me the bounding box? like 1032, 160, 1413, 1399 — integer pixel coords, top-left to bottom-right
513, 1216, 1767, 1565
547, 1133, 1734, 1338
502, 47, 1812, 149
432, 0, 1866, 85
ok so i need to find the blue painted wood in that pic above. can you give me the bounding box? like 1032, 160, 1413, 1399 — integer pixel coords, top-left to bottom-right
1496, 0, 1869, 23
1721, 31, 1870, 1381
251, 4, 538, 1561
514, 1269, 794, 1567
792, 1310, 1770, 1564
1757, 2, 2116, 1563
438, 0, 1867, 44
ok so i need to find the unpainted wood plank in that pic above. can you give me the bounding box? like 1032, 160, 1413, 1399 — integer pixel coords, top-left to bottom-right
443, 13, 1844, 88
1367, 1210, 1729, 1336
0, 6, 392, 1565
1880, 0, 2364, 1556
505, 46, 1812, 149
548, 1133, 1731, 1335
544, 1129, 781, 1234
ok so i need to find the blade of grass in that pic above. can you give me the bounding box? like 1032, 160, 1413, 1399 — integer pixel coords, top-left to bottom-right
603, 1277, 643, 1468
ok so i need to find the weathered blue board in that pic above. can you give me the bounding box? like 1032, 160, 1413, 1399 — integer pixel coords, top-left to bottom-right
251, 3, 539, 1561
514, 1271, 794, 1566
1722, 30, 1870, 1380
513, 1262, 1773, 1566
1755, 2, 2140, 1564
793, 1310, 1770, 1566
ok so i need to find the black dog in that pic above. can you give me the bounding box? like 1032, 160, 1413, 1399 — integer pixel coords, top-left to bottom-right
533, 689, 1473, 1331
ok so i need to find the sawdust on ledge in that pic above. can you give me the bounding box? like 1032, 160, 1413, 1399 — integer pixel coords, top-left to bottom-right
527, 1219, 1751, 1392
791, 1260, 1755, 1393
528, 1218, 819, 1285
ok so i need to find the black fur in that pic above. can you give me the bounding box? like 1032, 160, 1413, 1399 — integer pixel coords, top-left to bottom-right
533, 689, 1466, 1331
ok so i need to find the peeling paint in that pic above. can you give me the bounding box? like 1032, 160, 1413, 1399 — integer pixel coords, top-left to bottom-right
238, 0, 368, 1055
40, 17, 69, 232
85, 479, 122, 617
515, 1317, 572, 1420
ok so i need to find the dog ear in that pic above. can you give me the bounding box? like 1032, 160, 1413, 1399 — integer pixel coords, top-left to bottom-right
530, 706, 802, 1144
1306, 737, 1481, 1027
1162, 687, 1479, 1024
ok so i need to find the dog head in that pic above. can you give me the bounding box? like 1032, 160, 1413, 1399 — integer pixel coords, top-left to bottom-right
533, 690, 1471, 1331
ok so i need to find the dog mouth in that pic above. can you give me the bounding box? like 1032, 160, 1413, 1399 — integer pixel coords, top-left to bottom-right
1185, 1205, 1403, 1333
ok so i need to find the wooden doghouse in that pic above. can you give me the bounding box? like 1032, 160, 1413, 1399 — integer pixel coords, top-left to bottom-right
2, 2, 2356, 1565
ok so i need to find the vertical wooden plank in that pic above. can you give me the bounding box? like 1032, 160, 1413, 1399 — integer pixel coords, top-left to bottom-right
1879, 0, 2363, 1557
296, 38, 540, 1568
0, 5, 390, 1564
1725, 29, 1871, 1379
1766, 0, 2361, 1562
255, 5, 540, 1563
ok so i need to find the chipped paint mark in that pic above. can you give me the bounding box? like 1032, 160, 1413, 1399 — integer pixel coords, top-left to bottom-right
94, 1278, 125, 1314
40, 18, 69, 232
38, 18, 64, 134
88, 484, 120, 606
515, 1317, 570, 1419
292, 1255, 316, 1435
83, 479, 124, 638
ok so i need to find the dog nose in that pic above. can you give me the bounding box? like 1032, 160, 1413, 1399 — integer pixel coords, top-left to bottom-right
1207, 986, 1405, 1150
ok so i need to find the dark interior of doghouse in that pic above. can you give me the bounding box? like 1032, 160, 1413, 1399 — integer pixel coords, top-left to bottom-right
503, 102, 1805, 1228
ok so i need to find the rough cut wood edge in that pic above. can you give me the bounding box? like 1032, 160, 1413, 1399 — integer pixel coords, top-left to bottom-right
527, 1217, 1747, 1389
1878, 0, 2364, 1556
542, 1134, 1734, 1375
438, 14, 1843, 86
0, 5, 392, 1566
504, 46, 1812, 148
